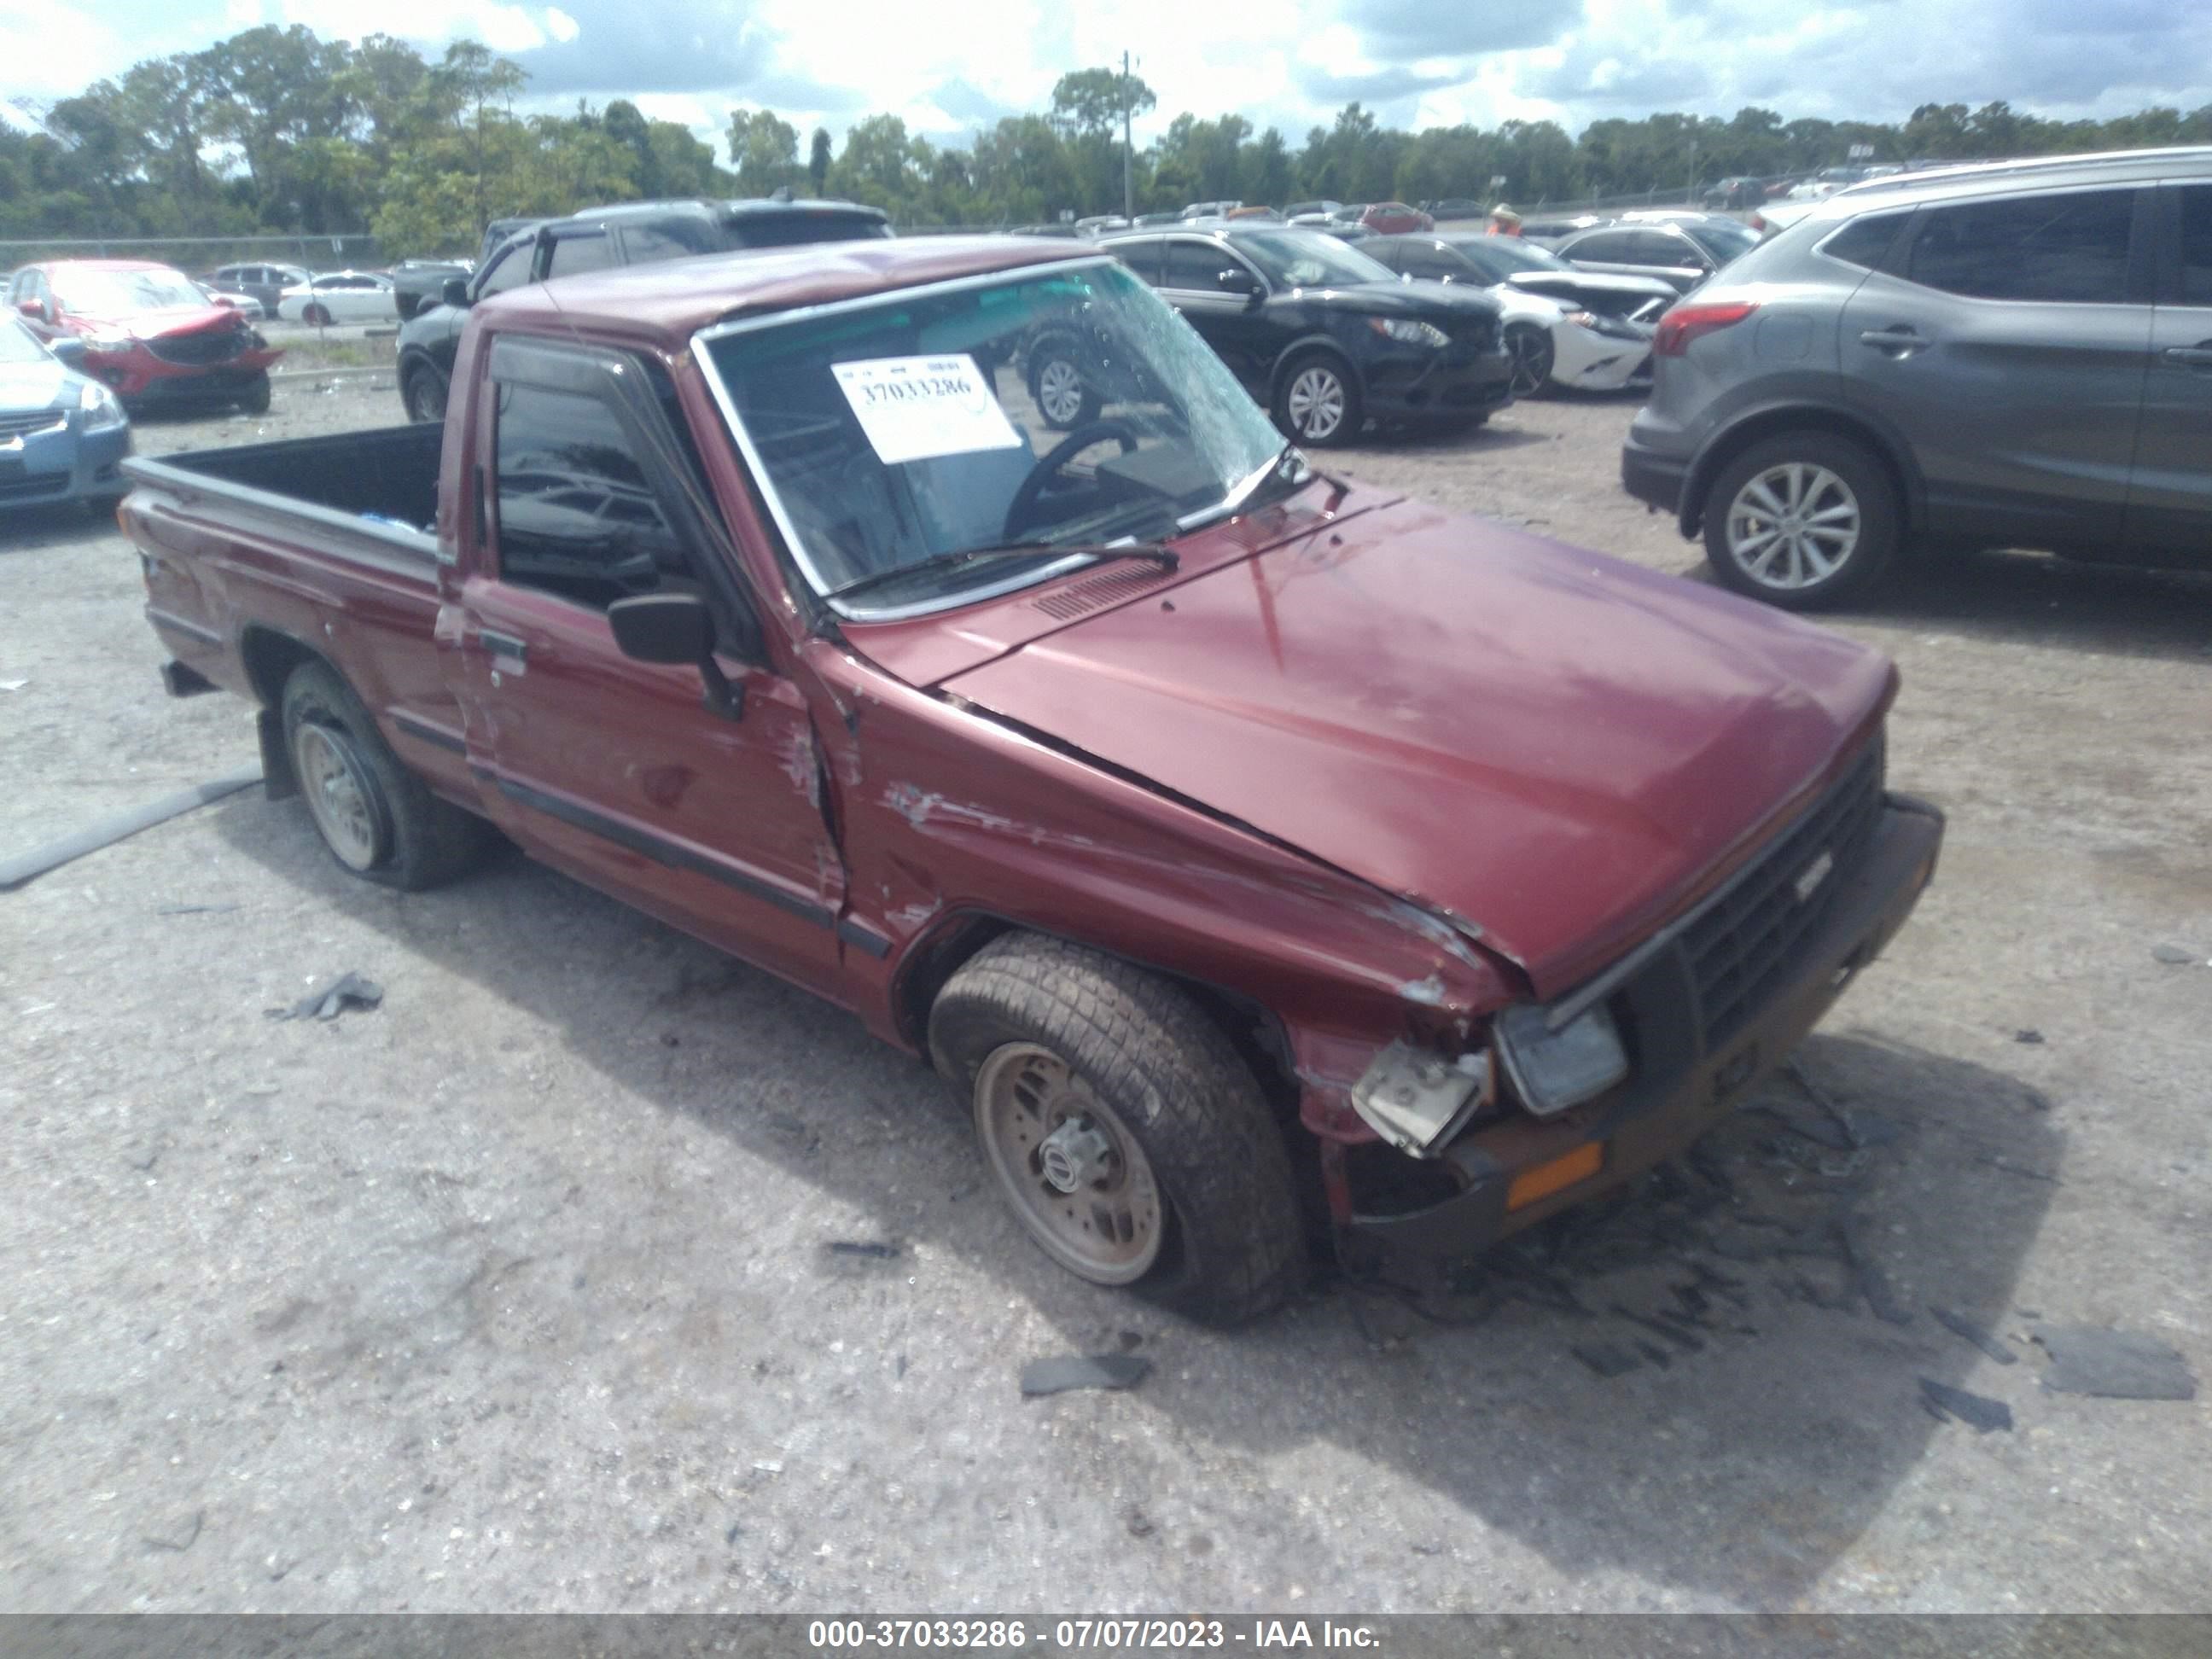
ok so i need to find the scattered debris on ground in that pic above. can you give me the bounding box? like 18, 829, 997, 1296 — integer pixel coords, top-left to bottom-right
1020, 1353, 1152, 1396
2015, 1029, 2045, 1045
1920, 1377, 2014, 1432
824, 1240, 901, 1260
2034, 1326, 2197, 1400
265, 971, 383, 1022
1931, 1307, 2017, 1364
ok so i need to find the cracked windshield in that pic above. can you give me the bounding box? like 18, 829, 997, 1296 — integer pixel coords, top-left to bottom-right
699, 260, 1295, 614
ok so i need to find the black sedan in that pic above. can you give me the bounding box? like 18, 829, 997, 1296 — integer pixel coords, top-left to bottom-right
1083, 224, 1511, 445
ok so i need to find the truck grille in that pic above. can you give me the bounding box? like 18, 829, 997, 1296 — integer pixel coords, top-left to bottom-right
1681, 736, 1886, 1048
0, 410, 67, 439
148, 328, 247, 367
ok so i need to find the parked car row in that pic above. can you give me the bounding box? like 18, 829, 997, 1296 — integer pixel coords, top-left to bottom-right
7, 259, 281, 416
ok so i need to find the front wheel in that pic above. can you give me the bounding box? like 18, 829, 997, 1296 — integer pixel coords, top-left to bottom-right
1272, 351, 1362, 447
1703, 432, 1900, 610
238, 372, 271, 415
929, 934, 1305, 1324
280, 661, 491, 889
1503, 322, 1555, 398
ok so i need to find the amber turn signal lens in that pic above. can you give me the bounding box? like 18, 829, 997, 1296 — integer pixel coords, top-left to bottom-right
1505, 1141, 1604, 1211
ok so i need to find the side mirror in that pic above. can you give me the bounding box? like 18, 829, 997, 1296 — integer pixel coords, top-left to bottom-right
15, 298, 48, 323
1216, 268, 1261, 298
607, 591, 744, 719
441, 276, 471, 309
49, 335, 87, 368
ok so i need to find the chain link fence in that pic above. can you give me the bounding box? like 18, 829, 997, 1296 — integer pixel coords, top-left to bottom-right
0, 233, 387, 276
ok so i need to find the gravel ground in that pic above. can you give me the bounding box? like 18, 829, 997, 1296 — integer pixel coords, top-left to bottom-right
3, 376, 2209, 1616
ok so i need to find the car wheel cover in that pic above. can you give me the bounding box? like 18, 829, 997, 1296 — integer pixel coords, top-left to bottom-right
1726, 462, 1860, 590
1506, 327, 1552, 395
973, 1041, 1163, 1284
291, 721, 385, 871
1036, 358, 1086, 425
1286, 365, 1346, 439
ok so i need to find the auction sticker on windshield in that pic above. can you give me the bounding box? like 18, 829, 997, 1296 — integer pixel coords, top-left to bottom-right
831, 354, 1024, 465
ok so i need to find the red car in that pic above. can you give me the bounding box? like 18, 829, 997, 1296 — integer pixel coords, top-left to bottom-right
1359, 201, 1435, 235
7, 260, 282, 412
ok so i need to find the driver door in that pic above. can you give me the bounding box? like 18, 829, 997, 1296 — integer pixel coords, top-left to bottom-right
1160, 237, 1277, 391
443, 334, 847, 994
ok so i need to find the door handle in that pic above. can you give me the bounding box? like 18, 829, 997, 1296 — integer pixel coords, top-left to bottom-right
2163, 344, 2212, 371
474, 628, 527, 662
1858, 327, 1926, 356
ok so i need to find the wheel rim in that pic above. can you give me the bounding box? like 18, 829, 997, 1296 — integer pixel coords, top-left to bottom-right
974, 1042, 1163, 1284
1726, 462, 1861, 590
1285, 365, 1347, 440
1506, 327, 1552, 396
408, 375, 444, 422
1036, 358, 1086, 425
292, 722, 382, 871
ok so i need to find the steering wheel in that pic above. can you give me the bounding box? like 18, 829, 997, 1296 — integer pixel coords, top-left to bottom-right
1002, 420, 1141, 542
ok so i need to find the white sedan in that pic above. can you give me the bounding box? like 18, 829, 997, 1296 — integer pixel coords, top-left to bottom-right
275, 271, 399, 325
1489, 285, 1657, 397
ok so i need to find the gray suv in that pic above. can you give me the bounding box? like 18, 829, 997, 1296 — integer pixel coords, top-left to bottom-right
1621, 148, 2212, 608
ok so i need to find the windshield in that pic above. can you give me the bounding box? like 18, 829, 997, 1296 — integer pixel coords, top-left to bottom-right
50, 267, 208, 313
1229, 230, 1394, 288
0, 317, 55, 364
1684, 221, 1758, 265
1460, 238, 1571, 276
698, 259, 1289, 617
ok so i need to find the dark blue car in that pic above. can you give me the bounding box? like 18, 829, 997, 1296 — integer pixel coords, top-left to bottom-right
0, 317, 131, 514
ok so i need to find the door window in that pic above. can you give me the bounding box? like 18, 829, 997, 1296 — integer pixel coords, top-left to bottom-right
1567, 230, 1639, 263
1906, 189, 2135, 303
546, 232, 616, 278
1629, 230, 1697, 267
475, 243, 535, 300
2175, 185, 2212, 305
1163, 241, 1249, 292
493, 382, 692, 610
1107, 238, 1164, 284
1403, 247, 1467, 282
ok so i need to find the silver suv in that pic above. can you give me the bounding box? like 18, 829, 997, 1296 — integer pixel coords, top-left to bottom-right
1621, 148, 2212, 608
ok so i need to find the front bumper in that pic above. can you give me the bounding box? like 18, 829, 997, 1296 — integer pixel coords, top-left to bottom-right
1344, 794, 1943, 1270
1552, 324, 1654, 393
1364, 341, 1516, 422
0, 418, 131, 510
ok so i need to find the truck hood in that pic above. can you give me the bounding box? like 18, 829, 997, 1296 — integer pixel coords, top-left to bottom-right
940, 498, 1894, 998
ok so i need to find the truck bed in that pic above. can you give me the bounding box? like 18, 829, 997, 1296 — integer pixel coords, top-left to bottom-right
124, 422, 445, 554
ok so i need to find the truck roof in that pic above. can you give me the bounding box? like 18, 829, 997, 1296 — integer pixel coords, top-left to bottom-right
480, 235, 1097, 344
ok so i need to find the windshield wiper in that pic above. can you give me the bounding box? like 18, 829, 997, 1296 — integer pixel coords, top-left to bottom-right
828, 540, 1177, 608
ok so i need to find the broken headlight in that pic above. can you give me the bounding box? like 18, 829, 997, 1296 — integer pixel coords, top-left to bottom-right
1350, 1040, 1495, 1157
1493, 1001, 1628, 1118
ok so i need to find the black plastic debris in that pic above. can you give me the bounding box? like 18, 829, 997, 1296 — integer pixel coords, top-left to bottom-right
1931, 1307, 2017, 1365
2034, 1327, 2197, 1400
1020, 1353, 1152, 1396
824, 1240, 900, 1260
1920, 1378, 2013, 1432
266, 972, 383, 1022
1571, 1341, 1644, 1379
2015, 1029, 2045, 1045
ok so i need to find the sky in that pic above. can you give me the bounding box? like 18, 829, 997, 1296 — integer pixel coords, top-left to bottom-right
6, 0, 2212, 158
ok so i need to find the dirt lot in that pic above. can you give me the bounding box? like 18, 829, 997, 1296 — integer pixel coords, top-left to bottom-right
3, 371, 2209, 1616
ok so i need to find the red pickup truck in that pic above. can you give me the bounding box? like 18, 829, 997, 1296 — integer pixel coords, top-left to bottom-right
122, 236, 1941, 1322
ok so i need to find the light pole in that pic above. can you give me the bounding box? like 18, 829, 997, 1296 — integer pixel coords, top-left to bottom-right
1122, 51, 1135, 224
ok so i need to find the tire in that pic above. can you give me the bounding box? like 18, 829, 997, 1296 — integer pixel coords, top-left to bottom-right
1702, 430, 1900, 610
1272, 349, 1363, 446
279, 660, 491, 891
239, 372, 271, 415
1024, 337, 1100, 431
929, 933, 1306, 1325
402, 361, 449, 424
1503, 322, 1556, 399
304, 302, 331, 327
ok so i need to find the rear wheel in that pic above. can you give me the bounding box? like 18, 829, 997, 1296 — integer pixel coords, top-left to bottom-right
279, 661, 491, 890
930, 934, 1306, 1324
1025, 338, 1101, 430
1272, 350, 1362, 447
303, 302, 332, 326
1503, 322, 1556, 398
1703, 431, 1900, 609
403, 362, 449, 424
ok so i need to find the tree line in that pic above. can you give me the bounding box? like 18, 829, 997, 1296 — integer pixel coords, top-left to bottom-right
6, 26, 2212, 256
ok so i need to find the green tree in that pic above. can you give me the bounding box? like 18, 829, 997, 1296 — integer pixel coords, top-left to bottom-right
1049, 67, 1155, 138
727, 107, 799, 195
809, 126, 833, 195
